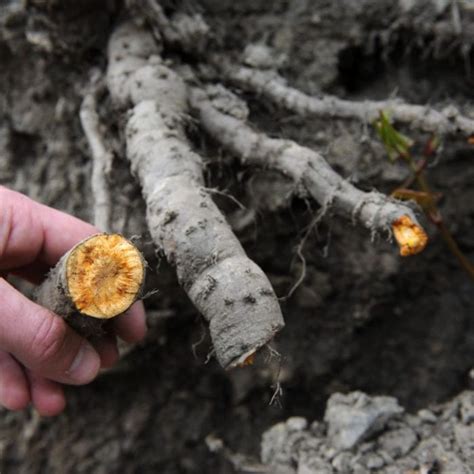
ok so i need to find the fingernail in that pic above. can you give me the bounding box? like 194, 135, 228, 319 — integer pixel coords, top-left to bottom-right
67, 342, 100, 384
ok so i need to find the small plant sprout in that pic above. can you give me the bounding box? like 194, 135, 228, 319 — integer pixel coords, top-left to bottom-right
374, 111, 474, 280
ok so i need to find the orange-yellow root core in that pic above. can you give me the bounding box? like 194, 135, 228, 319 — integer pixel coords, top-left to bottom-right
66, 234, 144, 319
392, 215, 428, 257
238, 352, 255, 368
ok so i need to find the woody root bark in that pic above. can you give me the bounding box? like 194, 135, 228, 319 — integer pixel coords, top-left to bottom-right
99, 15, 437, 369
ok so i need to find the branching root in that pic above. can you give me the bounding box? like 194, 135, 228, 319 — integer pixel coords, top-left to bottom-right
189, 86, 428, 254
219, 65, 474, 136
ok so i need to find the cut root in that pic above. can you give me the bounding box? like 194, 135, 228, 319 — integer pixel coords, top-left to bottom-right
35, 233, 145, 336
66, 234, 145, 318
391, 215, 429, 257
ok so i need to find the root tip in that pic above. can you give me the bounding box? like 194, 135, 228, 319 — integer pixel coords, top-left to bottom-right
392, 215, 428, 257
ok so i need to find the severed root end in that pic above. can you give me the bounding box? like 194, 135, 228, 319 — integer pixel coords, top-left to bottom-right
236, 350, 256, 368
392, 215, 428, 257
66, 234, 145, 318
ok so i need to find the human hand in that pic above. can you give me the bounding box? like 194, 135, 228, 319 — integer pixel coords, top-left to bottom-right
0, 186, 146, 416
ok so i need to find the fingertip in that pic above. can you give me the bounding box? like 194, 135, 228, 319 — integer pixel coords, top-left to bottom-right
66, 341, 101, 385
1, 385, 30, 411
28, 372, 66, 417
93, 334, 119, 368
114, 301, 147, 343
0, 351, 30, 411
34, 390, 66, 417
0, 279, 101, 386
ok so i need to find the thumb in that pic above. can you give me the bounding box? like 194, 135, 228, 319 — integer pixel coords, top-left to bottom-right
0, 278, 100, 385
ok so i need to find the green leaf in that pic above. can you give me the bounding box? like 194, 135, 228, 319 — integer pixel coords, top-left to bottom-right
374, 111, 413, 162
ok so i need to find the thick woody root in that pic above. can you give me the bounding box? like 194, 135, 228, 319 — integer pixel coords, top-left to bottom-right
35, 234, 145, 337
219, 65, 474, 137
189, 86, 428, 256
127, 0, 209, 53
106, 22, 284, 369
128, 0, 474, 137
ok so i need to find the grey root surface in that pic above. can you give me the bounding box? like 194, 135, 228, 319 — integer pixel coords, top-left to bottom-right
190, 86, 423, 238
1, 0, 474, 473
219, 64, 474, 137
106, 22, 284, 368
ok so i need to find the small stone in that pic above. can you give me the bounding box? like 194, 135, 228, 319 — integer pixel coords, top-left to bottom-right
332, 452, 352, 472
384, 466, 403, 474
261, 421, 311, 466
405, 414, 423, 429
359, 441, 375, 454
399, 0, 417, 11
242, 43, 286, 69
325, 392, 404, 450
378, 450, 394, 465
297, 456, 333, 474
417, 409, 437, 424
261, 422, 287, 464
363, 453, 385, 470
287, 417, 308, 432
454, 424, 474, 466
323, 447, 337, 461
441, 398, 460, 421
468, 368, 474, 380
205, 434, 224, 453
351, 463, 368, 474
432, 0, 451, 13
460, 392, 474, 424
310, 421, 324, 436
378, 427, 418, 459
415, 438, 469, 473
315, 131, 326, 141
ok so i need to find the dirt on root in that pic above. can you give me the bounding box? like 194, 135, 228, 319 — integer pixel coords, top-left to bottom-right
0, 1, 473, 473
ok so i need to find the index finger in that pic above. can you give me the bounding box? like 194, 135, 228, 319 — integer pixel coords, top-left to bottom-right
0, 186, 97, 272
0, 187, 147, 341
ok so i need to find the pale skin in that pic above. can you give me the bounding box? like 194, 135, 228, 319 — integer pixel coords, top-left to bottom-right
0, 186, 147, 416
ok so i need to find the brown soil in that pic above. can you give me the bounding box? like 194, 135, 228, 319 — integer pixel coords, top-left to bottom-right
1, 1, 473, 473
